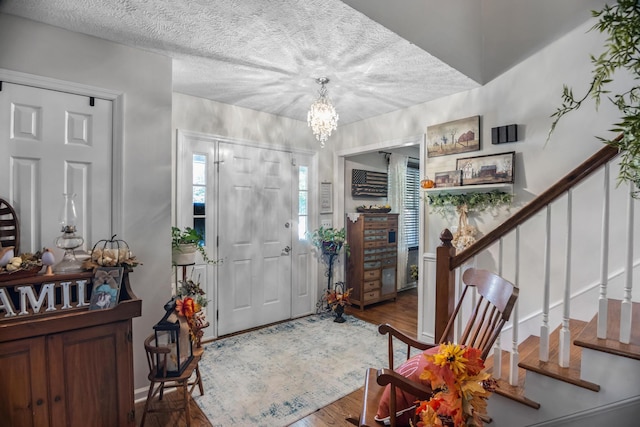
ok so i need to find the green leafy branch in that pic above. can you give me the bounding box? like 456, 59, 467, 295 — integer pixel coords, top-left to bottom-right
426, 190, 513, 216
548, 0, 640, 197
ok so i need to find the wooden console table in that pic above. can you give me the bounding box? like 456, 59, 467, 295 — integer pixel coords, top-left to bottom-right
0, 270, 142, 426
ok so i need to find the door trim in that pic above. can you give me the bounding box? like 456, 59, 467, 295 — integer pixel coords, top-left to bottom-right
175, 129, 318, 336
0, 68, 125, 234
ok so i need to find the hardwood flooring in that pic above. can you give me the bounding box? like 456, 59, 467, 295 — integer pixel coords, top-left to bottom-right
135, 288, 418, 427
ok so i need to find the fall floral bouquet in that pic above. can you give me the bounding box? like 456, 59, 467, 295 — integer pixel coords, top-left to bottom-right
326, 287, 352, 311
175, 279, 209, 347
413, 343, 496, 427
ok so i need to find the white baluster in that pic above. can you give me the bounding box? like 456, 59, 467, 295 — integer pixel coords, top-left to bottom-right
493, 238, 504, 379
509, 226, 520, 386
620, 182, 635, 344
559, 190, 572, 368
540, 205, 551, 362
598, 163, 610, 339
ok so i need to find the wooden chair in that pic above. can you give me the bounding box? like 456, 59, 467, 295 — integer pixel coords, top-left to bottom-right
348, 267, 519, 427
140, 334, 205, 427
0, 198, 20, 253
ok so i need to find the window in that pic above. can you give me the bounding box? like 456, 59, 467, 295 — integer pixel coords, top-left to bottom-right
404, 163, 420, 249
298, 166, 309, 240
192, 154, 207, 245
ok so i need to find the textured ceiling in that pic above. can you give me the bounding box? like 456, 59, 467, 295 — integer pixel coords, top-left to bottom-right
0, 0, 607, 126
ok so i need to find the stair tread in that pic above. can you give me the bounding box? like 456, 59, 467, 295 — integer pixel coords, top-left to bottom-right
519, 319, 600, 392
574, 299, 640, 361
484, 349, 540, 409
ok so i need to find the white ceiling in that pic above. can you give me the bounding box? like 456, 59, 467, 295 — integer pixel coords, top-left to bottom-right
0, 0, 608, 125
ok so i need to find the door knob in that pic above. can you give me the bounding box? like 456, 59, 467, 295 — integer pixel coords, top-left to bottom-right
282, 246, 291, 254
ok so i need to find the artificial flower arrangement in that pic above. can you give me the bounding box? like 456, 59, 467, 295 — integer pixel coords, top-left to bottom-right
175, 277, 209, 347
326, 286, 352, 311
413, 343, 496, 427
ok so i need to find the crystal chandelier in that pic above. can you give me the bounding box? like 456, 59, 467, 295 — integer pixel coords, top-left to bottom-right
307, 77, 339, 148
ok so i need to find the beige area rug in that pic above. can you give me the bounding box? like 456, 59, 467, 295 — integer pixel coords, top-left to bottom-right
193, 313, 405, 426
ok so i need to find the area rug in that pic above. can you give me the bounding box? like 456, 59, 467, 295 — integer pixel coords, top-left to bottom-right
193, 313, 406, 426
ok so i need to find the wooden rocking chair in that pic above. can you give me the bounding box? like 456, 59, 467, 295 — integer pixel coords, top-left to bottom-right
347, 267, 519, 427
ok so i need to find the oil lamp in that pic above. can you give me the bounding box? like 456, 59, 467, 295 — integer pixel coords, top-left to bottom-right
54, 193, 85, 273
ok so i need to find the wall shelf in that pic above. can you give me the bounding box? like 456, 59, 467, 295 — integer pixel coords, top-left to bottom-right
424, 183, 513, 195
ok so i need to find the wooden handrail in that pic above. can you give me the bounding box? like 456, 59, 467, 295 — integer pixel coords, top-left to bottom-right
433, 138, 621, 341
450, 142, 620, 270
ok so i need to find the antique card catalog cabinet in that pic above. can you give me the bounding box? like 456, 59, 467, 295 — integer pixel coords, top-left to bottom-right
346, 213, 398, 310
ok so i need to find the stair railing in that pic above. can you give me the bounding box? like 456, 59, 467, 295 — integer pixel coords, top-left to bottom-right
434, 138, 632, 384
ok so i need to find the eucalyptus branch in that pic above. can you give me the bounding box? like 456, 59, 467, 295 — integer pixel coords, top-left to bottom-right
547, 0, 640, 197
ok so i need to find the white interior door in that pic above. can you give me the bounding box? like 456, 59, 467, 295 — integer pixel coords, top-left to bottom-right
0, 82, 112, 255
217, 142, 293, 335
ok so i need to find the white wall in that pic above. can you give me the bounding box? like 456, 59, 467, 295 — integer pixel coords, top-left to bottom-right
0, 13, 173, 391
332, 18, 638, 323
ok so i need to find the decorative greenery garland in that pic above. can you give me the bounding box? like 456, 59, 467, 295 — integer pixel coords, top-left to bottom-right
426, 190, 513, 216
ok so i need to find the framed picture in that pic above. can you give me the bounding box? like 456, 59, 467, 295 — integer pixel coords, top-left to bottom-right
89, 266, 124, 310
456, 151, 515, 186
434, 170, 462, 188
320, 182, 333, 214
426, 115, 481, 158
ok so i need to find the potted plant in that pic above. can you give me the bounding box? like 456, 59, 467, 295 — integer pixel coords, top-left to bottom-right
306, 226, 349, 256
171, 226, 216, 265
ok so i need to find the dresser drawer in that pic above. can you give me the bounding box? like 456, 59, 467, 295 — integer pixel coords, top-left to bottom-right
363, 269, 381, 281
363, 280, 380, 292
363, 290, 380, 302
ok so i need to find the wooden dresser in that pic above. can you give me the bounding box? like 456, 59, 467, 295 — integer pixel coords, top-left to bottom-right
346, 213, 398, 309
0, 270, 142, 426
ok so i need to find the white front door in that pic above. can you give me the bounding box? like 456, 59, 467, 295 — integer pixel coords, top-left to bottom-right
0, 82, 112, 254
217, 142, 293, 335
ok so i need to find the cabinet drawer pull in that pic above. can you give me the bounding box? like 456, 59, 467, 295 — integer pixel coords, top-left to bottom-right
36, 398, 44, 406
54, 395, 62, 402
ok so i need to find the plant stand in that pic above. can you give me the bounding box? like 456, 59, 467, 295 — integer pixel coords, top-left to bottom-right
322, 249, 339, 310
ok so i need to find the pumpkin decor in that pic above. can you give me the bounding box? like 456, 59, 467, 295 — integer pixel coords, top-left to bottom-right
421, 178, 435, 189
83, 234, 140, 270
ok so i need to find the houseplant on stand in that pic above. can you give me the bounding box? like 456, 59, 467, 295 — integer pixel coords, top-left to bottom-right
307, 226, 350, 312
171, 226, 216, 265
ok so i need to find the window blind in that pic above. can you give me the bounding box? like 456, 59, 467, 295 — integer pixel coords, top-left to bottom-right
405, 164, 420, 249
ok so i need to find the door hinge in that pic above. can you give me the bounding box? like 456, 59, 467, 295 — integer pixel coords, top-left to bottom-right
216, 310, 219, 321
216, 235, 219, 247
291, 157, 296, 166
126, 330, 133, 343
128, 410, 135, 422
0, 81, 3, 92
89, 96, 95, 106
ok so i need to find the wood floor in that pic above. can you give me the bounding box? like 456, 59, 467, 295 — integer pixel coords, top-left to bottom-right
135, 288, 418, 427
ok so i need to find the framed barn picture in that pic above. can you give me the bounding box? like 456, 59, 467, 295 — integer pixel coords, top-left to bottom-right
434, 170, 462, 188
426, 115, 481, 158
456, 151, 515, 185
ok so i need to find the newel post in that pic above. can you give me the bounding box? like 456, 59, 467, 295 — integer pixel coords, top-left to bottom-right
435, 228, 456, 343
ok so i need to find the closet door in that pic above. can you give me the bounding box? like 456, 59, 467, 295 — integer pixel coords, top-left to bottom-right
0, 82, 112, 254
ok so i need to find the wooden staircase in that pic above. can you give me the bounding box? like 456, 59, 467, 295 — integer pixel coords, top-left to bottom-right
429, 140, 640, 425
482, 300, 640, 425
